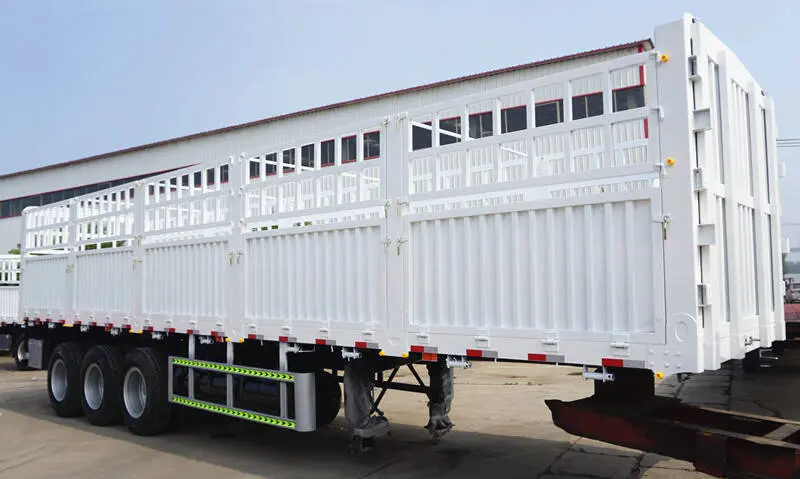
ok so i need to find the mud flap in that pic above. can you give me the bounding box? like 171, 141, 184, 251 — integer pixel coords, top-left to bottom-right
0, 334, 10, 352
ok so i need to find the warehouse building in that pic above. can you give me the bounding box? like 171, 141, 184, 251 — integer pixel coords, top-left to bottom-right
0, 39, 650, 252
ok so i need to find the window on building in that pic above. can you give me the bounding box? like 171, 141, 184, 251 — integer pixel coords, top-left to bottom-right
265, 153, 277, 175
206, 168, 216, 185
220, 165, 229, 183
249, 161, 260, 178
469, 112, 493, 139
342, 135, 357, 163
301, 144, 314, 169
535, 100, 564, 127
501, 106, 527, 133
613, 86, 645, 112
321, 140, 335, 166
439, 117, 461, 145
283, 149, 296, 172
572, 93, 603, 120
364, 131, 380, 159
412, 124, 432, 151
194, 171, 203, 187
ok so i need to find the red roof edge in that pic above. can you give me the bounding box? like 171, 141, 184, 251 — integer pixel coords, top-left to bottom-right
1, 38, 652, 180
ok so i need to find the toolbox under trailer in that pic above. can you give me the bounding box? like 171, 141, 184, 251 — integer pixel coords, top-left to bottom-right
7, 13, 794, 477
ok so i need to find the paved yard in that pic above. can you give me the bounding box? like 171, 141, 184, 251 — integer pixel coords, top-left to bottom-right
1, 351, 798, 478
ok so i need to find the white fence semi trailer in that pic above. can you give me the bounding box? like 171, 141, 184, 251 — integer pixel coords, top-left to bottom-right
4, 14, 796, 477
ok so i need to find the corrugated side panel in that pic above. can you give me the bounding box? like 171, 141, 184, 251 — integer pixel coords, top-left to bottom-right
21, 255, 68, 315
143, 240, 228, 328
736, 205, 759, 318
408, 199, 656, 333
74, 250, 134, 315
0, 287, 19, 322
245, 224, 385, 327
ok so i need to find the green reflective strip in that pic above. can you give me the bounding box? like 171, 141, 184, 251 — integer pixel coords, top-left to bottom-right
171, 396, 296, 429
172, 358, 294, 382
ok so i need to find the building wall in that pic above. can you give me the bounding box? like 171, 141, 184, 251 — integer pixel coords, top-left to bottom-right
0, 45, 641, 251
0, 220, 20, 253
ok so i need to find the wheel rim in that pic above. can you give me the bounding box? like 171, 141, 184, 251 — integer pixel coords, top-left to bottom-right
16, 339, 28, 362
83, 363, 104, 411
51, 359, 68, 402
123, 367, 147, 419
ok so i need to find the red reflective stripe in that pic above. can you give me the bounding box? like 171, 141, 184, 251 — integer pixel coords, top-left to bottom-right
639, 65, 645, 86
187, 329, 195, 335
643, 118, 649, 138
278, 336, 289, 342
315, 339, 327, 345
466, 349, 482, 358
422, 352, 438, 362
528, 353, 547, 362
122, 324, 131, 330
247, 334, 258, 340
410, 345, 425, 353
167, 328, 175, 333
602, 358, 624, 368
355, 341, 368, 349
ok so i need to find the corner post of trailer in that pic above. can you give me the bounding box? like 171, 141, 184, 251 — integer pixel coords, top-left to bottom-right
687, 19, 722, 370
653, 14, 704, 373
765, 95, 786, 341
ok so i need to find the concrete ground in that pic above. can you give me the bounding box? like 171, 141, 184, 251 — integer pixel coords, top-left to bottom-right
1, 352, 799, 479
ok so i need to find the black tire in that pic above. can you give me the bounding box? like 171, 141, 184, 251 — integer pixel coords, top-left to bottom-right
121, 347, 170, 436
12, 332, 31, 371
80, 345, 124, 426
316, 371, 342, 428
47, 342, 84, 417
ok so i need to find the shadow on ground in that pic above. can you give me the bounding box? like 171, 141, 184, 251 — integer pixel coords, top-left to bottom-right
0, 367, 667, 479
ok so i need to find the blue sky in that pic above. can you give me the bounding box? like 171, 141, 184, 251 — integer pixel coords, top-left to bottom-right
1, 1, 798, 232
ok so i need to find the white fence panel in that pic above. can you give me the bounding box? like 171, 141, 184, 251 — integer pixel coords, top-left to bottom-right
143, 239, 229, 335
74, 249, 134, 320
21, 255, 68, 318
245, 222, 386, 330
0, 287, 18, 323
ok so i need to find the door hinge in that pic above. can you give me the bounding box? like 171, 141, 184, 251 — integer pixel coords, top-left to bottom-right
396, 237, 408, 255
655, 215, 671, 240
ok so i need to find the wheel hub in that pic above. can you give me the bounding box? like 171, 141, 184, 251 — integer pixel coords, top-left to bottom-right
83, 363, 105, 410
123, 367, 147, 419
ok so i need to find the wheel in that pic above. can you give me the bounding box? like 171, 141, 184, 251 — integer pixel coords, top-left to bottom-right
316, 371, 342, 428
12, 333, 31, 371
47, 342, 84, 417
121, 347, 170, 436
81, 345, 124, 426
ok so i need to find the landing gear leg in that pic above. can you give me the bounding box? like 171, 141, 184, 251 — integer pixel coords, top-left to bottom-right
425, 361, 454, 441
344, 358, 390, 454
